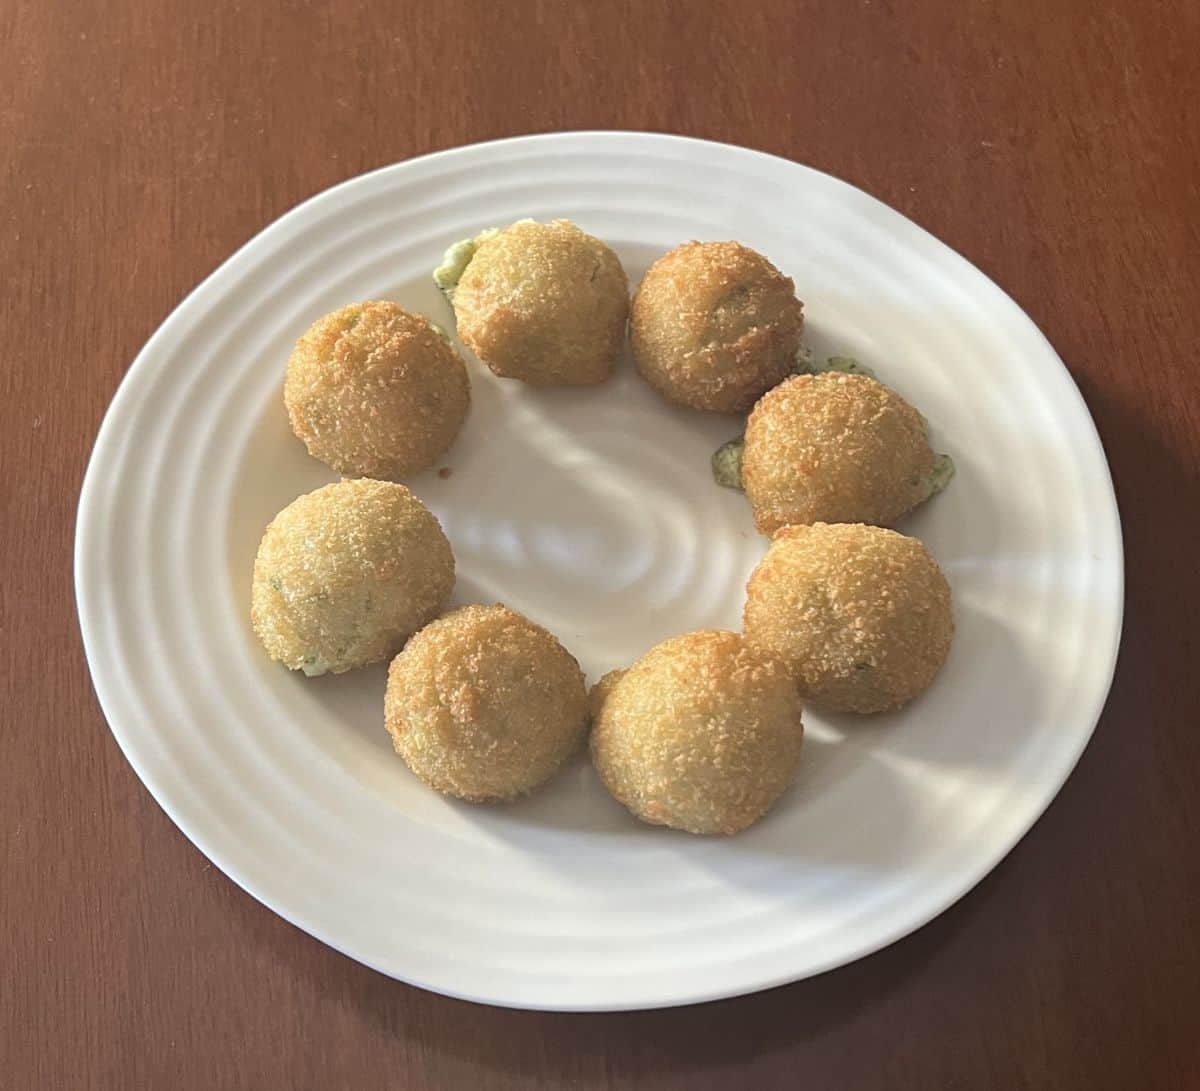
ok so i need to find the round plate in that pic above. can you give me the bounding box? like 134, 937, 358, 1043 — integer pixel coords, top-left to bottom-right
76, 132, 1123, 1011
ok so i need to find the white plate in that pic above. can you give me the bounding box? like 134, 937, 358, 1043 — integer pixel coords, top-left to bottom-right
76, 132, 1123, 1011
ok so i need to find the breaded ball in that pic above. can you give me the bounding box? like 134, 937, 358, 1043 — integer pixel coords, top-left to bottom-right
251, 479, 454, 676
743, 522, 953, 713
385, 604, 588, 802
588, 668, 626, 722
445, 219, 628, 386
630, 241, 804, 413
742, 372, 942, 534
284, 301, 470, 480
590, 631, 804, 835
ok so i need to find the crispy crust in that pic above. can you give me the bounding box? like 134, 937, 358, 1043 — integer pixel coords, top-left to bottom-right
743, 522, 953, 713
742, 372, 935, 534
453, 220, 629, 386
630, 241, 804, 414
285, 301, 470, 480
590, 630, 804, 835
251, 479, 454, 675
385, 604, 589, 802
588, 668, 627, 723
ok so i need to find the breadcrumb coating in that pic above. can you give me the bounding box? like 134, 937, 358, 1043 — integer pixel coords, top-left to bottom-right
630, 241, 804, 414
285, 301, 470, 480
742, 372, 936, 534
251, 479, 454, 676
588, 668, 627, 722
452, 220, 629, 386
385, 604, 589, 802
590, 631, 804, 835
743, 522, 952, 713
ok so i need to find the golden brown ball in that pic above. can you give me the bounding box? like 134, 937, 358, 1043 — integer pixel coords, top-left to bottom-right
449, 219, 628, 386
630, 241, 804, 413
741, 372, 938, 534
385, 604, 589, 802
285, 301, 470, 480
251, 479, 454, 676
588, 668, 626, 723
590, 631, 804, 835
743, 522, 953, 713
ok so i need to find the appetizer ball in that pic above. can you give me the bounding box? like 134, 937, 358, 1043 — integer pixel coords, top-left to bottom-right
742, 372, 951, 535
743, 522, 953, 713
284, 301, 470, 480
385, 604, 588, 802
437, 219, 629, 386
588, 668, 626, 723
630, 241, 804, 413
251, 479, 454, 676
590, 631, 804, 835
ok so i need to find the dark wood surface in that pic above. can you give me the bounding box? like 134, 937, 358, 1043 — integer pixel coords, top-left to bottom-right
4, 1, 1199, 1087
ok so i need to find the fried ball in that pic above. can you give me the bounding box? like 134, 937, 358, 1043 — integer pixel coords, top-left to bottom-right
590, 631, 804, 835
588, 668, 626, 722
743, 522, 953, 713
284, 301, 470, 480
251, 479, 454, 676
385, 604, 588, 802
742, 372, 947, 535
630, 241, 804, 413
442, 219, 629, 386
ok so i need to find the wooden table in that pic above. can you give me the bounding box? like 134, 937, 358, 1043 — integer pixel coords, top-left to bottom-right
5, 2, 1198, 1087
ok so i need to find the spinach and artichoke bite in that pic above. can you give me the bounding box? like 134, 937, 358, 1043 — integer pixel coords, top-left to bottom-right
589, 630, 804, 836
743, 522, 953, 714
251, 479, 454, 677
741, 372, 954, 535
434, 219, 629, 386
385, 605, 589, 802
284, 301, 470, 480
630, 241, 804, 413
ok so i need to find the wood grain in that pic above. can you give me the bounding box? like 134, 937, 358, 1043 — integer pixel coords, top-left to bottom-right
3, 1, 1199, 1087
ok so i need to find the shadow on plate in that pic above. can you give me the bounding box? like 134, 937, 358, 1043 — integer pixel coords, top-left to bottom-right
378, 600, 1038, 873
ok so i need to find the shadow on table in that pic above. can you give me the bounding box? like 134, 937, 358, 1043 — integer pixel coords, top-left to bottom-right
237, 875, 991, 1080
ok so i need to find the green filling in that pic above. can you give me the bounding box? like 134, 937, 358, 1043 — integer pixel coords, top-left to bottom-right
711, 436, 745, 490
793, 350, 878, 380
923, 452, 956, 496
432, 227, 501, 298
300, 654, 332, 678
